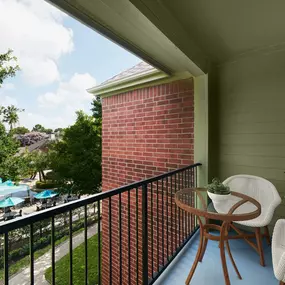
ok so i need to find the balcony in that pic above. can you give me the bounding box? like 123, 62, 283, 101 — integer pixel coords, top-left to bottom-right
0, 163, 277, 285
155, 230, 275, 285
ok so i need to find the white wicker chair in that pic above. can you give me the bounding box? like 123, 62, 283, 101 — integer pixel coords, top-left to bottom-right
272, 219, 285, 285
223, 175, 281, 266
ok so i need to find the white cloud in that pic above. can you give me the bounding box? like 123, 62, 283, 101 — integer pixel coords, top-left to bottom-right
0, 0, 74, 86
0, 1, 97, 130
38, 73, 96, 108
2, 83, 15, 90
0, 95, 18, 106
25, 73, 97, 129
0, 81, 17, 105
19, 111, 65, 130
37, 91, 64, 106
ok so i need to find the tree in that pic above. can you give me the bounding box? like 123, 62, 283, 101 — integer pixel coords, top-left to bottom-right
54, 128, 64, 139
32, 124, 53, 134
0, 49, 20, 87
0, 50, 27, 181
25, 151, 51, 181
0, 105, 24, 131
9, 126, 29, 135
0, 122, 28, 181
0, 155, 30, 182
32, 124, 46, 133
91, 95, 102, 122
49, 111, 101, 194
0, 123, 19, 163
45, 128, 53, 134
91, 94, 102, 148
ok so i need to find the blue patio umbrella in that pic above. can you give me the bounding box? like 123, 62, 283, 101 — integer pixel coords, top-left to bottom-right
34, 190, 58, 199
2, 180, 13, 186
0, 197, 24, 208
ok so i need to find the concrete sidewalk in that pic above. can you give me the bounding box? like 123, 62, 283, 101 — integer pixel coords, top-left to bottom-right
8, 223, 99, 285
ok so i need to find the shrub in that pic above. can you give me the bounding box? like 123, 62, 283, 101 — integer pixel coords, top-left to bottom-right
36, 180, 59, 189
0, 215, 98, 269
45, 171, 57, 181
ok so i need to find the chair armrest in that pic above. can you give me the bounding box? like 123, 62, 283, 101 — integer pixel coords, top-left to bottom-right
273, 219, 285, 248
273, 219, 285, 281
264, 196, 282, 226
274, 251, 285, 282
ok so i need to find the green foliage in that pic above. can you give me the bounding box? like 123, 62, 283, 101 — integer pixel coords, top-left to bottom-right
0, 217, 97, 276
22, 151, 52, 181
49, 110, 101, 195
0, 49, 20, 87
9, 126, 29, 135
29, 152, 50, 172
32, 124, 53, 134
0, 123, 18, 159
45, 128, 53, 134
54, 128, 63, 133
32, 124, 45, 132
36, 180, 59, 189
45, 171, 57, 180
0, 155, 29, 182
0, 51, 22, 130
0, 50, 27, 180
0, 105, 24, 131
0, 122, 28, 181
206, 178, 230, 195
45, 233, 100, 285
91, 95, 102, 124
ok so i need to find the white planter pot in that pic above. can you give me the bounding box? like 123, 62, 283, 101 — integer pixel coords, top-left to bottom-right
207, 191, 231, 202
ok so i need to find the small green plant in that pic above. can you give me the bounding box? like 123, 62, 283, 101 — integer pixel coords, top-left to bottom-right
206, 178, 230, 195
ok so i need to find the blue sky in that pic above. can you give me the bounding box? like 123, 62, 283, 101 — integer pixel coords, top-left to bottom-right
0, 0, 140, 130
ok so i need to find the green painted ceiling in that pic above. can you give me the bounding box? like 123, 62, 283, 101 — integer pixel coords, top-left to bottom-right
162, 0, 285, 63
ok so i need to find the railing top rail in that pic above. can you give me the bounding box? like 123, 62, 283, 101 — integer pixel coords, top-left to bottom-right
0, 163, 201, 233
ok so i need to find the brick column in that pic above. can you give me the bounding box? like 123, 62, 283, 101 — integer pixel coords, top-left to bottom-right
101, 79, 194, 284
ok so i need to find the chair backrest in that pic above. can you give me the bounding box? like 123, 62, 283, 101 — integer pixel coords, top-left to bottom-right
223, 175, 280, 210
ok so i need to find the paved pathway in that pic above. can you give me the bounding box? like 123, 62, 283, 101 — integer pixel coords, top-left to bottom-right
8, 223, 99, 285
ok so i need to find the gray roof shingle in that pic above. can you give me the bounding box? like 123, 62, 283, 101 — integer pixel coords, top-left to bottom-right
97, 61, 156, 88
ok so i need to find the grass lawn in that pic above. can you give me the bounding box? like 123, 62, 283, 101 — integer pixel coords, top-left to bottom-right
45, 233, 100, 285
0, 227, 86, 280
0, 245, 54, 280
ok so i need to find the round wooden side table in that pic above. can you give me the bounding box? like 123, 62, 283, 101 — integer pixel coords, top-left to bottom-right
175, 188, 261, 285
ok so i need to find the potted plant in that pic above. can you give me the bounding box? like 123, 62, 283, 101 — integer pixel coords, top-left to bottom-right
206, 178, 231, 202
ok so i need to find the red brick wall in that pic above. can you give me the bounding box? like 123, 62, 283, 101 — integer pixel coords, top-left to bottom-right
101, 79, 194, 284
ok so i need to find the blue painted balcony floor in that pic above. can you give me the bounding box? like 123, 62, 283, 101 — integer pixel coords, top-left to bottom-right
155, 230, 276, 285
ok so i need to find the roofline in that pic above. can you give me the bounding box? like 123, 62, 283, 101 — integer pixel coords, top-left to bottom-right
88, 71, 192, 98
87, 68, 163, 94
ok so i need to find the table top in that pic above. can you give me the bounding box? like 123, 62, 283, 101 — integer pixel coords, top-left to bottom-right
175, 188, 261, 222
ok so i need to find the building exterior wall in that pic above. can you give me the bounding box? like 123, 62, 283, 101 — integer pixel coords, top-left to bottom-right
101, 79, 194, 284
217, 50, 285, 231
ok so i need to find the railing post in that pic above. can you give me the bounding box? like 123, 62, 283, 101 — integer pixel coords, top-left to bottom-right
4, 232, 8, 285
30, 224, 34, 285
142, 183, 148, 285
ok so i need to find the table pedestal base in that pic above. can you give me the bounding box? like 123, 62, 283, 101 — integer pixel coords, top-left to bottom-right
185, 221, 242, 285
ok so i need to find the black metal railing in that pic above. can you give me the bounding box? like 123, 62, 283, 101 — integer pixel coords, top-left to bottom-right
0, 163, 201, 285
